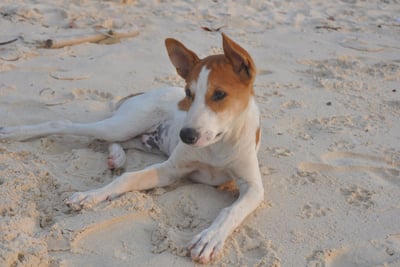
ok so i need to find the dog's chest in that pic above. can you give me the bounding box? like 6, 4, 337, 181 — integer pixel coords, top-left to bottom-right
141, 112, 184, 156
141, 122, 170, 150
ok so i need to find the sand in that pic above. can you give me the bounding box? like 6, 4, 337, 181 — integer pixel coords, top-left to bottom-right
0, 0, 399, 266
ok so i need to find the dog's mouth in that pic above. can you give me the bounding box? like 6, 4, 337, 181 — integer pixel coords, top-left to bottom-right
196, 131, 224, 147
205, 131, 223, 142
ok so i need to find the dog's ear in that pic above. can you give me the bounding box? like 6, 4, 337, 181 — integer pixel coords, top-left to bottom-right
222, 33, 256, 83
165, 38, 200, 79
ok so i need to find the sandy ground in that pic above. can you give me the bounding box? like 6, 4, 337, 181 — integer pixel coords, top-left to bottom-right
1, 0, 400, 266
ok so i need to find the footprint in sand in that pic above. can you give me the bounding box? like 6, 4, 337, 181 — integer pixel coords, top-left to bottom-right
300, 202, 332, 219
151, 184, 236, 257
340, 185, 375, 209
224, 225, 281, 267
149, 184, 281, 266
0, 4, 68, 25
153, 74, 185, 87
307, 234, 400, 267
40, 87, 115, 107
298, 151, 400, 187
339, 37, 386, 52
45, 192, 170, 265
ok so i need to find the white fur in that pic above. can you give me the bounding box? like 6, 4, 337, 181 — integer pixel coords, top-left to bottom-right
0, 59, 263, 265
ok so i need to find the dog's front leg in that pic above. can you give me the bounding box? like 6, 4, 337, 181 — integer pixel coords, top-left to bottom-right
188, 157, 264, 264
65, 160, 186, 210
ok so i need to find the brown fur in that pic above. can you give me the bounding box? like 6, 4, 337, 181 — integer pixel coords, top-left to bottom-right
255, 126, 261, 146
178, 96, 192, 111
116, 92, 144, 109
167, 34, 256, 121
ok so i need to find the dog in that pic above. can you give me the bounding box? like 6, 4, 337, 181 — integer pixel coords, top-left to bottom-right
0, 33, 264, 264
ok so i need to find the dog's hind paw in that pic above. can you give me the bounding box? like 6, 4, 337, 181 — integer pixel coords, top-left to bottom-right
107, 143, 126, 169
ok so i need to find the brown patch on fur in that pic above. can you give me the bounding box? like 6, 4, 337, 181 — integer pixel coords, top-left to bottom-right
222, 33, 256, 85
200, 55, 253, 114
255, 126, 261, 146
116, 92, 144, 109
165, 38, 200, 79
178, 96, 192, 111
167, 34, 256, 116
217, 179, 238, 193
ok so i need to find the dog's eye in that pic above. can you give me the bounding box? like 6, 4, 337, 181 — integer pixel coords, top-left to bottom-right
185, 88, 193, 99
212, 89, 227, 101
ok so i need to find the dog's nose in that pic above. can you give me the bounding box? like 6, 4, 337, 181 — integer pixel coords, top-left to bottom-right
180, 128, 199, 145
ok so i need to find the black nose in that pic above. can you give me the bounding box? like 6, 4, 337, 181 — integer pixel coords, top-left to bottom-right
180, 128, 199, 144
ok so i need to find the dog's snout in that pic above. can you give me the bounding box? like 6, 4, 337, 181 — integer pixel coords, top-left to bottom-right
180, 128, 199, 145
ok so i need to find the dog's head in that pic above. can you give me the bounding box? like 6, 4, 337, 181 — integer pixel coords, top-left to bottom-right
165, 33, 256, 148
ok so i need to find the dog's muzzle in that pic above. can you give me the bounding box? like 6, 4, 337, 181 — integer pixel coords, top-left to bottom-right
180, 127, 199, 145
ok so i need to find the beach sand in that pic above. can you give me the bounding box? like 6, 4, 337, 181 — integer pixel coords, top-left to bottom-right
0, 0, 399, 266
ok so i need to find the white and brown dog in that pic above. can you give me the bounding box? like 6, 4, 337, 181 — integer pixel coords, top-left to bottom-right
0, 33, 264, 264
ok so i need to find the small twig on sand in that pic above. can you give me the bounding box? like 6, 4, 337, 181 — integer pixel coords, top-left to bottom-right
315, 25, 341, 31
201, 25, 226, 32
0, 37, 19, 46
49, 72, 90, 81
38, 30, 140, 49
378, 23, 400, 28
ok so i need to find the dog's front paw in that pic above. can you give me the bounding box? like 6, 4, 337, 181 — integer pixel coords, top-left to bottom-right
188, 227, 225, 264
65, 191, 103, 211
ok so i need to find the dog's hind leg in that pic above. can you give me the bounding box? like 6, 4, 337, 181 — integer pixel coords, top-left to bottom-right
0, 105, 164, 142
0, 87, 184, 142
0, 117, 140, 142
